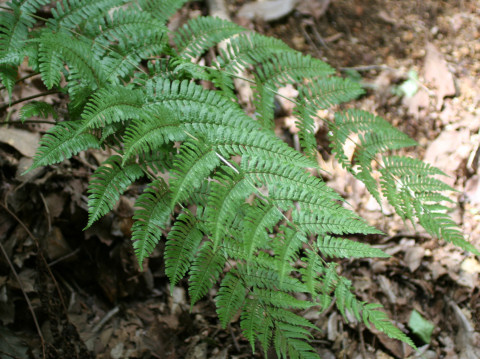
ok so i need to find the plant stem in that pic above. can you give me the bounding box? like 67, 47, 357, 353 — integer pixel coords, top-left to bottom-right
0, 90, 60, 112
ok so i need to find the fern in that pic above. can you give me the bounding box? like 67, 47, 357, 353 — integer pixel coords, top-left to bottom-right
19, 101, 58, 122
85, 155, 144, 228
2, 0, 477, 357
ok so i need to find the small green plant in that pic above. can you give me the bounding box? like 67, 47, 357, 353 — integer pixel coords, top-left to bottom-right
1, 0, 477, 357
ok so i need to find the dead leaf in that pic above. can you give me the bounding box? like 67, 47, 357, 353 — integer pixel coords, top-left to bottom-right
403, 87, 430, 119
297, 0, 331, 19
0, 127, 39, 157
238, 0, 298, 22
404, 247, 425, 272
424, 43, 456, 110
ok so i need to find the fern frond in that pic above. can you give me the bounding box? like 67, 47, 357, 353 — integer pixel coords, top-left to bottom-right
208, 127, 318, 168
214, 33, 293, 73
237, 263, 307, 293
85, 155, 144, 228
0, 4, 32, 64
330, 109, 418, 203
255, 289, 314, 310
334, 278, 416, 348
29, 121, 100, 171
274, 227, 306, 285
299, 77, 364, 110
188, 241, 225, 305
0, 63, 18, 96
20, 101, 58, 122
293, 211, 383, 236
170, 140, 220, 205
242, 201, 282, 260
165, 210, 204, 290
418, 210, 479, 255
145, 79, 259, 132
131, 179, 171, 270
84, 9, 167, 50
123, 106, 185, 161
174, 16, 246, 58
48, 0, 127, 31
101, 32, 167, 83
316, 235, 389, 259
78, 86, 145, 133
241, 298, 265, 351
37, 31, 107, 89
274, 324, 319, 359
206, 166, 255, 249
137, 0, 189, 24
216, 270, 246, 328
242, 157, 342, 205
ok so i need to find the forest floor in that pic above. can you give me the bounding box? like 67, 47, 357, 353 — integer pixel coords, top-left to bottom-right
0, 0, 479, 358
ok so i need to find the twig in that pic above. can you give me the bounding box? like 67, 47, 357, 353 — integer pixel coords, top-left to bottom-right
91, 306, 120, 334
0, 201, 68, 315
48, 248, 81, 267
340, 65, 395, 72
0, 90, 61, 111
358, 325, 369, 359
0, 119, 58, 125
229, 324, 241, 353
0, 241, 46, 359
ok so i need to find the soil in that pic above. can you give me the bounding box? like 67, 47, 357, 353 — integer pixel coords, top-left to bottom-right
0, 1, 479, 359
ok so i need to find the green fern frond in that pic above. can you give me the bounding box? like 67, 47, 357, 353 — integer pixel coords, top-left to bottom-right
241, 298, 265, 351
170, 140, 220, 205
242, 202, 282, 260
85, 155, 144, 228
48, 0, 127, 31
188, 241, 225, 305
316, 235, 389, 259
0, 63, 18, 96
206, 166, 255, 249
242, 157, 342, 204
37, 31, 107, 89
20, 101, 58, 122
216, 270, 246, 327
274, 227, 306, 285
214, 33, 294, 73
255, 289, 314, 310
29, 121, 100, 171
299, 77, 364, 110
0, 3, 32, 64
123, 106, 185, 161
208, 127, 318, 168
84, 9, 167, 50
102, 32, 167, 83
137, 0, 189, 24
237, 263, 307, 293
293, 211, 383, 236
381, 155, 447, 177
274, 324, 318, 359
78, 86, 145, 132
174, 16, 246, 58
131, 179, 171, 270
165, 210, 203, 290
418, 210, 479, 255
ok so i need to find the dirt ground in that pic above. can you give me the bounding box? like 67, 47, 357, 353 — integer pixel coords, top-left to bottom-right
0, 1, 479, 358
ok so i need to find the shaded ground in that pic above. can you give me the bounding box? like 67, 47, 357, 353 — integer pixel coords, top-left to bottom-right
0, 1, 479, 358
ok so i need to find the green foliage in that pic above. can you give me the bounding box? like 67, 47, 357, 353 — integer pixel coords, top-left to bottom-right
1, 0, 477, 357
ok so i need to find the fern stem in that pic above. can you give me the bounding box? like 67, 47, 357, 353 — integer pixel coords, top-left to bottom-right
0, 90, 61, 111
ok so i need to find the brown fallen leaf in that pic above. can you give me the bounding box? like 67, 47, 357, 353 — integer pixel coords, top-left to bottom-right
424, 42, 456, 110
0, 127, 39, 157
